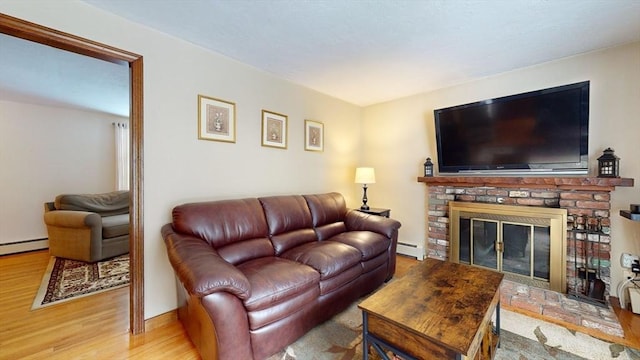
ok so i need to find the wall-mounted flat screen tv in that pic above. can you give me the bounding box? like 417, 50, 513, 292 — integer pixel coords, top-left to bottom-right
434, 81, 589, 175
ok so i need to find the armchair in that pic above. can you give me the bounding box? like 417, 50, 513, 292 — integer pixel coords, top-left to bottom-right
43, 191, 130, 262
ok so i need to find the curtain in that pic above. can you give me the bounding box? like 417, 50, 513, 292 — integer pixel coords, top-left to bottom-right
114, 122, 130, 191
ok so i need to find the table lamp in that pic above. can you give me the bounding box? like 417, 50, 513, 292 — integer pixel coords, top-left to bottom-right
355, 167, 376, 210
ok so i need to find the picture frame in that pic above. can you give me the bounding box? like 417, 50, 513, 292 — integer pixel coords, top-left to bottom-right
261, 110, 288, 149
304, 120, 324, 152
198, 95, 236, 143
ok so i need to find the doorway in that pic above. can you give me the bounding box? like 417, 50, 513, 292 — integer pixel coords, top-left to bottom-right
0, 13, 145, 334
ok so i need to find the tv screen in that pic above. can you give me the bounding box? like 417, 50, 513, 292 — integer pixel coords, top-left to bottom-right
434, 81, 589, 175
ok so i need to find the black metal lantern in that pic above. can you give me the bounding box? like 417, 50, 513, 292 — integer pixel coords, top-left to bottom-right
424, 157, 434, 177
597, 148, 620, 178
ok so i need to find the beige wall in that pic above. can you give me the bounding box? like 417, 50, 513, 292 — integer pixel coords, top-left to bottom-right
0, 1, 363, 318
363, 41, 640, 289
2, 1, 638, 320
0, 100, 123, 248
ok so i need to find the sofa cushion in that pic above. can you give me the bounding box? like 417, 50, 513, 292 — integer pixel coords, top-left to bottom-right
328, 231, 391, 261
55, 191, 129, 216
281, 241, 361, 280
101, 214, 129, 238
172, 199, 273, 262
303, 193, 348, 240
238, 257, 319, 312
259, 195, 317, 254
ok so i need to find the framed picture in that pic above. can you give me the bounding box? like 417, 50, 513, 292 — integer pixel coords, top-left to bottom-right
261, 110, 288, 149
304, 120, 324, 152
198, 95, 236, 143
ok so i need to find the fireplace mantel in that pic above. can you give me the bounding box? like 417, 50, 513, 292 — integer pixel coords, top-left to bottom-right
418, 176, 634, 191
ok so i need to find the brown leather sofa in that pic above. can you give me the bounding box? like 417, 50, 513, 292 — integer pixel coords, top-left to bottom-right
162, 192, 401, 360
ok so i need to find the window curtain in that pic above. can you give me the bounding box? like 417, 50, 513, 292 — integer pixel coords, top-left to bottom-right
114, 122, 130, 191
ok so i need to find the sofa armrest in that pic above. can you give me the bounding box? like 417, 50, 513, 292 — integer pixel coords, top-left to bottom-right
44, 210, 101, 229
161, 224, 251, 300
344, 210, 401, 237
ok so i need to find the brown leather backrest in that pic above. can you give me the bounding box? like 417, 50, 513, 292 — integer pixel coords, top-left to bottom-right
171, 198, 273, 264
259, 195, 317, 255
303, 193, 348, 241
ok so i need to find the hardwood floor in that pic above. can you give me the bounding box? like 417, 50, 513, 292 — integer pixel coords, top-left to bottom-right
1, 251, 637, 359
0, 250, 197, 359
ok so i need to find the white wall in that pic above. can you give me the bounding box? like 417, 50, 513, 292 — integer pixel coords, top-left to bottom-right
0, 100, 124, 248
0, 1, 363, 319
363, 42, 640, 290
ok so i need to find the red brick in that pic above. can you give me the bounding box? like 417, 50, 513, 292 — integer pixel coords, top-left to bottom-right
500, 293, 512, 307
510, 296, 542, 314
543, 290, 561, 303
428, 232, 447, 240
529, 287, 546, 303
516, 198, 546, 206
434, 244, 448, 252
593, 193, 610, 202
487, 189, 509, 196
464, 188, 487, 195
559, 200, 576, 207
560, 192, 594, 200
542, 305, 581, 325
456, 195, 476, 202
567, 208, 594, 217
575, 200, 610, 210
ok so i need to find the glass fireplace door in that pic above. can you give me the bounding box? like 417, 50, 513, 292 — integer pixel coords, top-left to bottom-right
459, 217, 551, 284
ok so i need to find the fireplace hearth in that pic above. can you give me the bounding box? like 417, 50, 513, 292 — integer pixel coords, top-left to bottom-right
418, 175, 634, 337
418, 175, 634, 300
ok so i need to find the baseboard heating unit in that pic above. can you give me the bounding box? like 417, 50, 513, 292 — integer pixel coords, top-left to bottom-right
397, 242, 425, 260
0, 238, 48, 255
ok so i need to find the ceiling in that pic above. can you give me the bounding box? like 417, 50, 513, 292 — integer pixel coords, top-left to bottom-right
0, 33, 130, 117
83, 0, 640, 106
1, 1, 639, 115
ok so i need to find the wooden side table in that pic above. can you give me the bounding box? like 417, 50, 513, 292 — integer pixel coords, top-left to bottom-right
357, 208, 390, 218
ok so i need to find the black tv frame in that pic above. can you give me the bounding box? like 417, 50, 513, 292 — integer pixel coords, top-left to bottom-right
434, 81, 590, 175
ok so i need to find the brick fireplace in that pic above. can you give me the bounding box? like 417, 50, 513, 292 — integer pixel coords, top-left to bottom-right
418, 176, 634, 337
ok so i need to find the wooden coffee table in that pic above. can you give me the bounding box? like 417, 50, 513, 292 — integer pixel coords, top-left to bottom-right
358, 259, 504, 360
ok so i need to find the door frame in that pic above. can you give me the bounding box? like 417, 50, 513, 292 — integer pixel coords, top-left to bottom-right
0, 13, 145, 334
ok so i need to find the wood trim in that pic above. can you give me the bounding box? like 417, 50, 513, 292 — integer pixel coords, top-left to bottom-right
418, 176, 634, 190
502, 304, 636, 349
145, 310, 178, 332
0, 13, 145, 334
130, 57, 145, 335
0, 13, 138, 64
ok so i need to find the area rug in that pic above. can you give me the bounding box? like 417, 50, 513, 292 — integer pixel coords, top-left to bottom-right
268, 303, 640, 360
31, 254, 129, 310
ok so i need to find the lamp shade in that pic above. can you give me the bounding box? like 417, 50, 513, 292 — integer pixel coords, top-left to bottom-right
355, 167, 376, 184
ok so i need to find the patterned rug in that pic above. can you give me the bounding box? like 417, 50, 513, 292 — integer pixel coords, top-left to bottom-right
268, 302, 639, 360
31, 254, 129, 310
